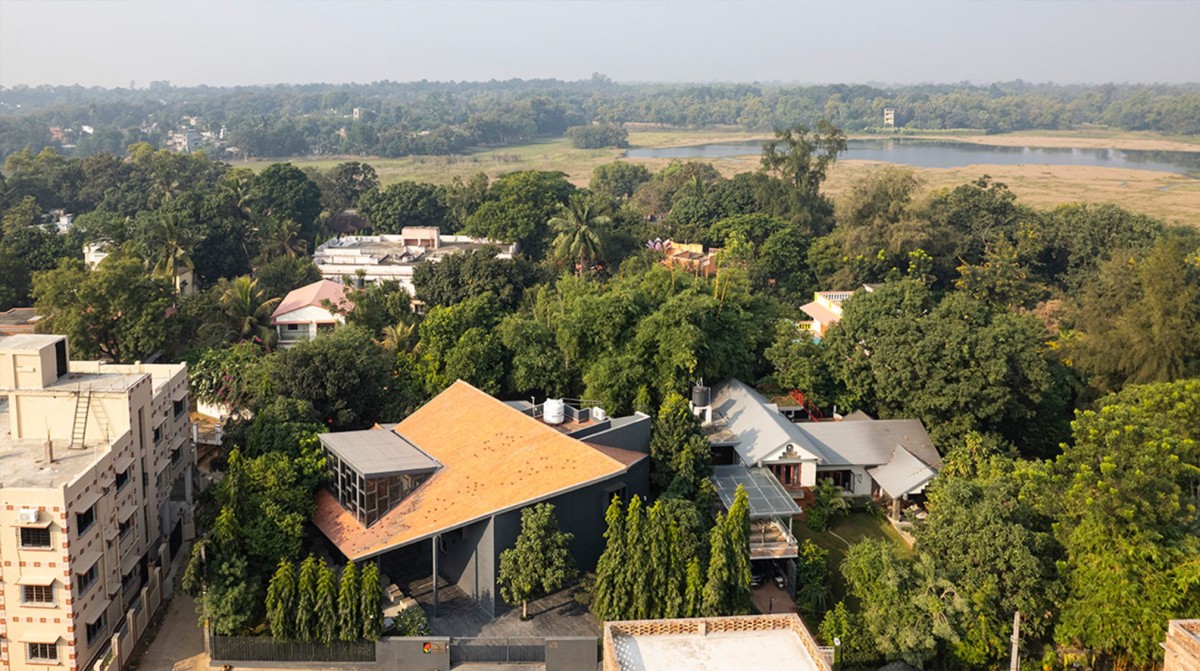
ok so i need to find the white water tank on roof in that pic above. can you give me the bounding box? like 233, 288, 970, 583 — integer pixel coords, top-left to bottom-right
543, 398, 565, 425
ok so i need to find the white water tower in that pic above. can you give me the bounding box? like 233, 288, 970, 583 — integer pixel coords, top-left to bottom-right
543, 398, 566, 425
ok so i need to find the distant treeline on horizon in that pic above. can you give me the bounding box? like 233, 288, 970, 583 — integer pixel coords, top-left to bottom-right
1, 77, 1198, 160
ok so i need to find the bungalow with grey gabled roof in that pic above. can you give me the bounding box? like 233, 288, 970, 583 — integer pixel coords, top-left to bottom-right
696, 379, 941, 516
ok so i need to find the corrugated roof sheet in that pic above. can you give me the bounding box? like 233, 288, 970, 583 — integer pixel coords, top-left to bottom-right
797, 419, 940, 469
867, 446, 939, 499
708, 380, 824, 465
312, 380, 642, 560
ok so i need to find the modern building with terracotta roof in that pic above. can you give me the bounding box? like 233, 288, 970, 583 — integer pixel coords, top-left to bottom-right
312, 381, 650, 618
270, 279, 355, 347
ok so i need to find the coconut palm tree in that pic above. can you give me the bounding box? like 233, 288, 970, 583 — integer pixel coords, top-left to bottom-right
144, 213, 194, 285
376, 322, 417, 353
258, 218, 309, 261
549, 194, 610, 277
218, 276, 281, 346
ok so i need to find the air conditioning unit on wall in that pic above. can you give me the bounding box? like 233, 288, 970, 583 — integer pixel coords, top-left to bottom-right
17, 508, 40, 524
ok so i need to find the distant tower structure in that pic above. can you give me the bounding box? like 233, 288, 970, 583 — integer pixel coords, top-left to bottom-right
883, 108, 896, 128
352, 107, 362, 121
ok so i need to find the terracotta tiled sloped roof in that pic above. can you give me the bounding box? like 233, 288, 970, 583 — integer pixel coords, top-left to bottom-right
312, 380, 642, 560
271, 279, 354, 321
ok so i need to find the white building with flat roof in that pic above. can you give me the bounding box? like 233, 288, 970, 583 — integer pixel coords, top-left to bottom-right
312, 227, 516, 296
603, 615, 833, 671
0, 335, 195, 671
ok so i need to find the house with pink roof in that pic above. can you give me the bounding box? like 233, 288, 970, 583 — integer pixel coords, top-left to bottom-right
270, 279, 355, 347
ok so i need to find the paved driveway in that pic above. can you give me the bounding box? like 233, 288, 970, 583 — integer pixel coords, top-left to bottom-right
136, 594, 208, 671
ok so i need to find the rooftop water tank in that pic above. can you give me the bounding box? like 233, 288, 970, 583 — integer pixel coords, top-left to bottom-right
543, 398, 566, 425
692, 383, 712, 408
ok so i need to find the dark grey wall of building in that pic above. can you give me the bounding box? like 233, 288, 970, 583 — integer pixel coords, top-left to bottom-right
438, 517, 496, 618
571, 414, 652, 454
491, 460, 651, 609
545, 637, 600, 671
377, 637, 450, 671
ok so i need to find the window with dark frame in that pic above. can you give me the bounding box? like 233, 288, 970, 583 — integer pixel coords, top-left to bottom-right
173, 398, 186, 418
86, 614, 107, 646
75, 506, 96, 536
115, 468, 130, 491
20, 527, 52, 548
22, 585, 54, 605
119, 515, 134, 538
76, 562, 98, 595
27, 642, 57, 663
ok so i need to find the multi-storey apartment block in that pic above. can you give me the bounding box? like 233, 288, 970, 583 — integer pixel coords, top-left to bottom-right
0, 335, 194, 671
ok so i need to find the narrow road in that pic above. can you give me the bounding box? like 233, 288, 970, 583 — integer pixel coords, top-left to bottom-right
137, 594, 208, 671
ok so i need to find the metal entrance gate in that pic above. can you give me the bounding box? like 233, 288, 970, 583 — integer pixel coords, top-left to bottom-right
449, 637, 545, 664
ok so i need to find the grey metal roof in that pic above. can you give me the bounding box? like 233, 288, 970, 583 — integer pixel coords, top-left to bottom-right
708, 380, 823, 465
319, 429, 440, 477
797, 419, 941, 469
712, 465, 803, 518
867, 446, 939, 499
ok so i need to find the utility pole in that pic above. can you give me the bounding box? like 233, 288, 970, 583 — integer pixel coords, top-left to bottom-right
1010, 610, 1021, 671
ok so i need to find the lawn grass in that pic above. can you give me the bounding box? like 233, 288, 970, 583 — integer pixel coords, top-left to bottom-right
793, 511, 913, 609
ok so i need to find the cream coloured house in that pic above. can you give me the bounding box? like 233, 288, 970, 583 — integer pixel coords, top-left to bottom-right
0, 335, 195, 671
270, 279, 354, 348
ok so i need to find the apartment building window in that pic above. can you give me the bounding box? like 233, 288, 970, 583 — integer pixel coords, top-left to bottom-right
173, 397, 186, 418
86, 614, 107, 646
119, 514, 134, 538
22, 585, 54, 605
121, 568, 141, 593
20, 527, 52, 548
115, 467, 131, 491
75, 506, 96, 536
27, 642, 58, 663
153, 424, 164, 445
76, 561, 98, 595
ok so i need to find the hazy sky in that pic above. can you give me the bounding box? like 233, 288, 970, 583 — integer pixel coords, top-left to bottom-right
2, 0, 1197, 88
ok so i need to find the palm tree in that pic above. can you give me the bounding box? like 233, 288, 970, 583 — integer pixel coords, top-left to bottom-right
549, 195, 610, 277
376, 322, 417, 353
258, 218, 308, 261
221, 172, 256, 222
145, 213, 194, 284
219, 276, 281, 346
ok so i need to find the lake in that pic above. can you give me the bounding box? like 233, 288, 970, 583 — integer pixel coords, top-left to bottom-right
624, 139, 1200, 175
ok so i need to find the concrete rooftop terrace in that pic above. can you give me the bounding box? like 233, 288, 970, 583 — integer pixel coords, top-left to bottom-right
604, 615, 831, 671
0, 398, 110, 489
315, 236, 509, 266
609, 630, 823, 671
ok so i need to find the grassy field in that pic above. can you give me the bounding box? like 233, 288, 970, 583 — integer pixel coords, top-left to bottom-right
231, 127, 1200, 226
793, 512, 913, 608
638, 152, 1200, 226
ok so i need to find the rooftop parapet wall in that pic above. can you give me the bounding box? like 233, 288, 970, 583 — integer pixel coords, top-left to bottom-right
1165, 620, 1200, 671
603, 614, 833, 671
